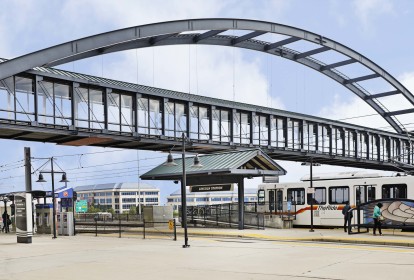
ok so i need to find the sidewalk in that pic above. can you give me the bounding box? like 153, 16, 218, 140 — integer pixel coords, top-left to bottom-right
177, 226, 414, 247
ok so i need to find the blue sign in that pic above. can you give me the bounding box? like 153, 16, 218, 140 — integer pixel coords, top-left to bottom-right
57, 188, 74, 199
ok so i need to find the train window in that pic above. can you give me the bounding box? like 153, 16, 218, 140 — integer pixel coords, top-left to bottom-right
312, 187, 326, 205
287, 188, 305, 205
329, 186, 349, 204
257, 190, 265, 205
382, 184, 407, 199
355, 185, 376, 205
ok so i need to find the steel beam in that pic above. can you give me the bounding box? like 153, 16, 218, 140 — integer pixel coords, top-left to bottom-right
295, 46, 330, 60
320, 59, 356, 71
344, 74, 381, 84
264, 37, 301, 51
364, 90, 400, 100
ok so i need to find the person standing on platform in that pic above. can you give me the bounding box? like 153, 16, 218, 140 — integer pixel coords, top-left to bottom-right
372, 202, 383, 236
342, 201, 353, 232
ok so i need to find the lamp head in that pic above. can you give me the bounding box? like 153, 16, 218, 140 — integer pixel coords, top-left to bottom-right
36, 173, 47, 183
191, 154, 203, 168
59, 173, 69, 183
163, 152, 178, 166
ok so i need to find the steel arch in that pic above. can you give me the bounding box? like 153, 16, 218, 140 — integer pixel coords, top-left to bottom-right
0, 18, 413, 134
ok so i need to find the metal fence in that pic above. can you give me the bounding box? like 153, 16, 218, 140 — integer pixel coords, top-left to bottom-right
182, 203, 265, 229
74, 213, 177, 240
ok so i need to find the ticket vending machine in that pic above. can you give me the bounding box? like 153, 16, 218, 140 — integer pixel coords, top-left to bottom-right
35, 204, 53, 234
57, 212, 74, 236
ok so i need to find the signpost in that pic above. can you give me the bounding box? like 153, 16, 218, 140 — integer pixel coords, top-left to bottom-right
75, 200, 88, 213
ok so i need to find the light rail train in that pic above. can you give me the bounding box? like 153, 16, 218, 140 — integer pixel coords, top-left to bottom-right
257, 172, 414, 227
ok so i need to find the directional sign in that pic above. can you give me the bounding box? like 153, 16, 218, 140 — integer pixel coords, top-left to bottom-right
75, 200, 88, 213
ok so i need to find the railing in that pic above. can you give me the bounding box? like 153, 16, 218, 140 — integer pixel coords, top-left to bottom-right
258, 202, 297, 220
181, 203, 265, 229
348, 199, 414, 234
74, 213, 176, 240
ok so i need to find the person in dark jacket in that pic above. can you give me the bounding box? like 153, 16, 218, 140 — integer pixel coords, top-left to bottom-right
342, 201, 353, 232
2, 211, 10, 233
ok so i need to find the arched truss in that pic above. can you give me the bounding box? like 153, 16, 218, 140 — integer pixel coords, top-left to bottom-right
1, 18, 413, 134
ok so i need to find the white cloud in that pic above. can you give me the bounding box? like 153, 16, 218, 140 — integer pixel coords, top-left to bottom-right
317, 94, 389, 130
352, 0, 395, 32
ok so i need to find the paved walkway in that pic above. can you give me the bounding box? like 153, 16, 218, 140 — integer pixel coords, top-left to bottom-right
1, 228, 414, 280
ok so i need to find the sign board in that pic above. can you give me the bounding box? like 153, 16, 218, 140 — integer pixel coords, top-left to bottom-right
57, 188, 74, 199
14, 192, 33, 243
190, 184, 233, 192
75, 200, 88, 213
307, 187, 315, 194
262, 176, 279, 183
61, 198, 73, 208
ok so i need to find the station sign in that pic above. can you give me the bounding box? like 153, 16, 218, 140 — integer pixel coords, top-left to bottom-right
190, 184, 233, 192
262, 176, 279, 183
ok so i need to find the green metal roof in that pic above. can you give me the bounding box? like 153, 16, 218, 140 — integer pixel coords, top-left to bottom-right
141, 149, 286, 180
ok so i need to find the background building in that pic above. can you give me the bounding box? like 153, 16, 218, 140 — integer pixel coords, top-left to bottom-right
166, 188, 258, 211
75, 182, 160, 214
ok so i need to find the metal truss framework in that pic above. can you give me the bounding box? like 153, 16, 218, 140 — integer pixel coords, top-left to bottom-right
1, 18, 414, 134
0, 62, 413, 172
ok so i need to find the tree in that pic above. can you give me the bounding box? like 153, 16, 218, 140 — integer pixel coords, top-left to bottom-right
128, 206, 137, 215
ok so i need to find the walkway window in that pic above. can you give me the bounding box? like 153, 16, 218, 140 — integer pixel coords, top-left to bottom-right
382, 184, 407, 199
38, 81, 54, 125
212, 108, 230, 143
287, 188, 305, 205
270, 117, 285, 148
108, 92, 134, 133
149, 99, 162, 135
54, 82, 71, 126
15, 76, 35, 122
165, 101, 187, 138
0, 77, 15, 120
253, 114, 269, 146
138, 97, 149, 134
329, 186, 349, 204
190, 105, 209, 140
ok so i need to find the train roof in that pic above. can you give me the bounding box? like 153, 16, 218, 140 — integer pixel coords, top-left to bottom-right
300, 171, 385, 181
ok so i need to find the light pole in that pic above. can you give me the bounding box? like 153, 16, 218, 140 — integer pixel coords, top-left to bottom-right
164, 132, 202, 248
35, 157, 69, 239
302, 159, 320, 232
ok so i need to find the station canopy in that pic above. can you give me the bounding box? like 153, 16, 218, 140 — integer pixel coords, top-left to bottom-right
141, 149, 286, 184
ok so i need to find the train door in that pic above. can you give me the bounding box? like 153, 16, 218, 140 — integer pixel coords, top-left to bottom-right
268, 190, 275, 212
268, 189, 283, 212
276, 189, 283, 211
354, 185, 376, 206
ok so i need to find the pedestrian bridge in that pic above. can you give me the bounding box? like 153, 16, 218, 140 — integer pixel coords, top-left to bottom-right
0, 18, 413, 172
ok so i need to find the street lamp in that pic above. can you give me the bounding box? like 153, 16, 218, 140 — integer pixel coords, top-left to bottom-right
164, 132, 203, 248
35, 157, 69, 239
301, 159, 321, 232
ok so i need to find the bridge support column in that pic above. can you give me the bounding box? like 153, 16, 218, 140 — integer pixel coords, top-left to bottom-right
238, 178, 245, 230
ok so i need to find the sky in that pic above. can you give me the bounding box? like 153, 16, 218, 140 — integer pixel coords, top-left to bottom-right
1, 0, 414, 204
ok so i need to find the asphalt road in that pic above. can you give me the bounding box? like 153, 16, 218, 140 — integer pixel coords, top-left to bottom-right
1, 234, 413, 280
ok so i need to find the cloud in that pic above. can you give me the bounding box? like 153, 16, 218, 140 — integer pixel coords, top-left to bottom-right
352, 0, 395, 32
